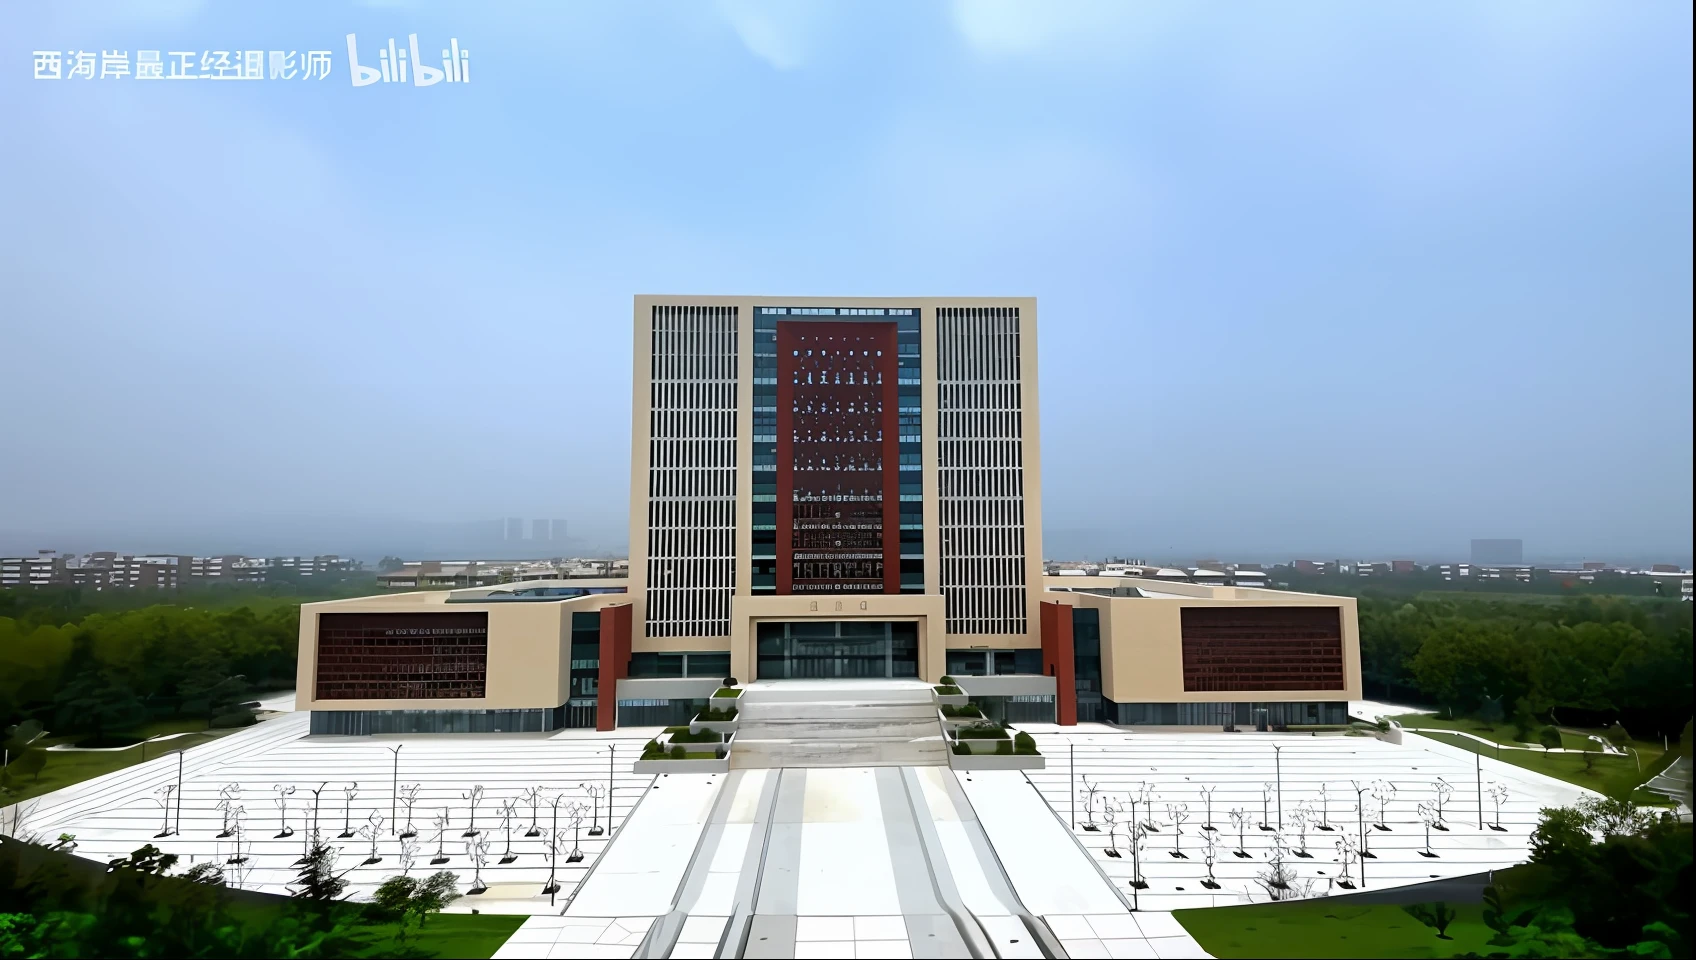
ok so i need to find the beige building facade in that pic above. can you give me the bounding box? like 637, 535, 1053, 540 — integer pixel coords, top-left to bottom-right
293, 295, 1362, 733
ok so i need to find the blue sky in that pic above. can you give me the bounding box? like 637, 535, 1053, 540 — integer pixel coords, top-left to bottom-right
1, 1, 1690, 564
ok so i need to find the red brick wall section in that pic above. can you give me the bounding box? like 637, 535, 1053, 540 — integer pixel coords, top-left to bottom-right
1040, 601, 1077, 726
596, 604, 632, 731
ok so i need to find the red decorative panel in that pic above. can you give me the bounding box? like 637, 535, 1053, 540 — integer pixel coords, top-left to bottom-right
1040, 601, 1077, 725
315, 612, 488, 700
776, 320, 900, 594
597, 603, 631, 731
1180, 606, 1345, 692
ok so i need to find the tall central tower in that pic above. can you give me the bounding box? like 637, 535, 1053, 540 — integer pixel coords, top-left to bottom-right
629, 296, 1042, 681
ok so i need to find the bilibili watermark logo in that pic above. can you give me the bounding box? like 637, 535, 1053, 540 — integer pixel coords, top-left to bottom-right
346, 34, 469, 86
31, 33, 470, 87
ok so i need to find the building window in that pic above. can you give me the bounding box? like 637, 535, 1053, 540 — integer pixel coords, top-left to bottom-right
1180, 606, 1345, 692
315, 612, 488, 700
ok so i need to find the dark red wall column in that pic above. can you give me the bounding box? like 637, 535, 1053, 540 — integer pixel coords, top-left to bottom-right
596, 603, 631, 731
1041, 601, 1077, 726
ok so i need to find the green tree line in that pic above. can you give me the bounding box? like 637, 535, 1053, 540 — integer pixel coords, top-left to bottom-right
1358, 596, 1692, 738
1, 602, 300, 741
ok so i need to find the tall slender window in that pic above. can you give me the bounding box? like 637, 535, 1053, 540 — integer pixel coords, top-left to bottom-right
936, 306, 1027, 635
645, 305, 738, 637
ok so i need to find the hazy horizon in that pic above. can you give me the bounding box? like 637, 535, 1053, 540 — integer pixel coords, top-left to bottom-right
2, 1, 1691, 568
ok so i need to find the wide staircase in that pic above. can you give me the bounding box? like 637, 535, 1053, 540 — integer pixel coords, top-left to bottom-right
730, 679, 948, 769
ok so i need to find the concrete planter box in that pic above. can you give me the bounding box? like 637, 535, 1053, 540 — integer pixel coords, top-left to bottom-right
633, 756, 730, 775
949, 752, 1045, 772
950, 736, 1013, 755
635, 731, 734, 775
938, 711, 986, 729
690, 716, 739, 736
933, 691, 969, 708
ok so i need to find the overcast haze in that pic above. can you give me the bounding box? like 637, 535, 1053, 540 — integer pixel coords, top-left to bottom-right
1, 1, 1691, 565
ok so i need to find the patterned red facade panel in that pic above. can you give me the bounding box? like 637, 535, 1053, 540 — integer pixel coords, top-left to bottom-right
776, 320, 900, 594
1180, 606, 1345, 692
315, 612, 488, 700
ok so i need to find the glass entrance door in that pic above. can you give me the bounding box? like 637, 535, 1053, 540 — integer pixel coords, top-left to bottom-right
756, 621, 919, 679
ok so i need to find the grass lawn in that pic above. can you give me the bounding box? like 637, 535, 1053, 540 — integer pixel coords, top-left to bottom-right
351, 913, 526, 959
3, 716, 244, 804
1412, 731, 1659, 800
1385, 712, 1669, 800
1176, 901, 1496, 959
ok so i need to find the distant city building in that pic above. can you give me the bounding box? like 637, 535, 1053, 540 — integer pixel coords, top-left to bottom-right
1471, 538, 1524, 564
1651, 563, 1683, 573
531, 518, 550, 541
1391, 560, 1417, 573
550, 518, 568, 542
376, 558, 628, 589
0, 552, 359, 590
504, 517, 524, 541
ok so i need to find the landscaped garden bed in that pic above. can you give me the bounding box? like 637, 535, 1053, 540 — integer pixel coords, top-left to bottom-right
946, 724, 1044, 769
632, 728, 734, 774
932, 675, 968, 707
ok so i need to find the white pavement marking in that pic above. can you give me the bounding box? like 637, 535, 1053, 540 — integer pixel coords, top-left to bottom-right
955, 769, 1130, 915
14, 717, 660, 914
489, 915, 656, 960
565, 772, 724, 917
1024, 729, 1591, 912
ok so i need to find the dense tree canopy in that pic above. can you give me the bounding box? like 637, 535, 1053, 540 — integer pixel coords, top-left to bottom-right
0, 603, 299, 735
1359, 596, 1692, 737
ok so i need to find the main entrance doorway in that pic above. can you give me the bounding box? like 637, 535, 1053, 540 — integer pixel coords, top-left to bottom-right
755, 621, 919, 679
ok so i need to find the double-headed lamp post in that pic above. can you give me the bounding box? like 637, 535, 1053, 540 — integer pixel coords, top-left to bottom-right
388, 745, 403, 835
1272, 744, 1284, 829
1350, 780, 1370, 889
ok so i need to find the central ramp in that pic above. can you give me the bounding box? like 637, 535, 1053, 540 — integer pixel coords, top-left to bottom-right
731, 679, 947, 769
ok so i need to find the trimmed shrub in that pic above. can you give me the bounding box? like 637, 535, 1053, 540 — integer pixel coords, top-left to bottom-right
1013, 731, 1038, 755
939, 675, 957, 685
956, 722, 1009, 740
641, 739, 665, 760
941, 703, 983, 719
994, 739, 1013, 755
669, 744, 687, 760
699, 705, 739, 721
934, 684, 964, 697
669, 728, 723, 744
722, 677, 738, 686
951, 741, 971, 755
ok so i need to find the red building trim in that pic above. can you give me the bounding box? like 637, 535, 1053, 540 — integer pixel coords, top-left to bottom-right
596, 603, 632, 731
775, 319, 900, 595
1040, 600, 1077, 726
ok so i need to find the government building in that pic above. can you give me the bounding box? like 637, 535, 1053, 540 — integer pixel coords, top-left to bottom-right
298, 296, 1359, 734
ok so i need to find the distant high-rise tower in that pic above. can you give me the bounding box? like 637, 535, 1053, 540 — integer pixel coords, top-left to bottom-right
532, 519, 550, 542
550, 519, 568, 542
505, 517, 524, 541
1471, 539, 1524, 565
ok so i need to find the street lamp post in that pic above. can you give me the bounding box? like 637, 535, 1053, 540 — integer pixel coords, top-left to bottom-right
1351, 781, 1370, 889
544, 796, 564, 906
389, 745, 403, 835
1273, 744, 1284, 829
174, 751, 184, 835
1475, 750, 1483, 829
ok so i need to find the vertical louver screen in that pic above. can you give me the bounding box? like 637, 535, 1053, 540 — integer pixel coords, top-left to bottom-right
936, 306, 1028, 636
645, 305, 738, 637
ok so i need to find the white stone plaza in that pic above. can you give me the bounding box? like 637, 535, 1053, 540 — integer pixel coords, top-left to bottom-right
1, 695, 1596, 959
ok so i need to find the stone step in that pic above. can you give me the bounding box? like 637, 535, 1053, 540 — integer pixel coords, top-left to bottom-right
738, 718, 942, 741
739, 681, 936, 704
739, 701, 938, 722
730, 737, 949, 769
